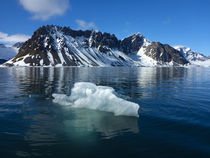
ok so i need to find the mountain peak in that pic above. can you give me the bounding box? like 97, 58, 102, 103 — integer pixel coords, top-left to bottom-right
120, 33, 147, 54
174, 46, 191, 53
133, 32, 144, 38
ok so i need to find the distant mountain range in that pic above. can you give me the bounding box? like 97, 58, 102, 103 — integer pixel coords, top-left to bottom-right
174, 46, 210, 67
0, 42, 23, 64
1, 25, 209, 67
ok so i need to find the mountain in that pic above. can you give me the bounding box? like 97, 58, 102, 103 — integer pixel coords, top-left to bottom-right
0, 43, 24, 64
3, 25, 188, 67
12, 42, 24, 49
174, 46, 210, 67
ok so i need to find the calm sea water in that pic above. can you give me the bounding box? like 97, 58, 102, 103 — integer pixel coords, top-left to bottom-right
0, 67, 210, 158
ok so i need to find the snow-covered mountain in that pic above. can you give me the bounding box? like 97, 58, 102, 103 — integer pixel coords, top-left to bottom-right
174, 46, 210, 67
0, 43, 23, 64
3, 25, 188, 67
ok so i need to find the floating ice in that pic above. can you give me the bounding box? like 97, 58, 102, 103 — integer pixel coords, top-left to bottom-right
52, 82, 139, 117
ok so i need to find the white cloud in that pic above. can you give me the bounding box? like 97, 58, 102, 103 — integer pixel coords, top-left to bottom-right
76, 19, 97, 30
19, 0, 70, 21
0, 32, 30, 44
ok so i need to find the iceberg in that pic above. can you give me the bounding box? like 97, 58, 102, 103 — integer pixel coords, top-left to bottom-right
52, 82, 139, 117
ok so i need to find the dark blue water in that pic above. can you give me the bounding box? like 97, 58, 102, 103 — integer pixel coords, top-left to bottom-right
0, 67, 210, 158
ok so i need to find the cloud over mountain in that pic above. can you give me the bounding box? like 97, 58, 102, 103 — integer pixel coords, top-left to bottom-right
19, 0, 70, 20
76, 19, 97, 30
0, 32, 30, 44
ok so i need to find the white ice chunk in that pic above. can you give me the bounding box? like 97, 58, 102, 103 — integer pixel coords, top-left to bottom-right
53, 82, 139, 117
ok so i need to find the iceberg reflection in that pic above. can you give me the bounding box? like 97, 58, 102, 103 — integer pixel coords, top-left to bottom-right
63, 108, 139, 140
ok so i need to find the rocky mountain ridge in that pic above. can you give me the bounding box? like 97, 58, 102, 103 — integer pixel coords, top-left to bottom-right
3, 25, 190, 66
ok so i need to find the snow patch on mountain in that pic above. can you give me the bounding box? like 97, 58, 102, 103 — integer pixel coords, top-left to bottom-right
5, 54, 31, 66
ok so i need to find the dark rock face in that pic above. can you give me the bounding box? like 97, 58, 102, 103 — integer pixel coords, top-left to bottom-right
144, 42, 189, 65
61, 26, 92, 38
89, 31, 119, 52
120, 34, 145, 54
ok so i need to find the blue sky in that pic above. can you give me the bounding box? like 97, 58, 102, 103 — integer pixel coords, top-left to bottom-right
0, 0, 210, 55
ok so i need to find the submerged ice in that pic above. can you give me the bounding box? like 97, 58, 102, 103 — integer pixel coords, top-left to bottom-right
52, 82, 139, 117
